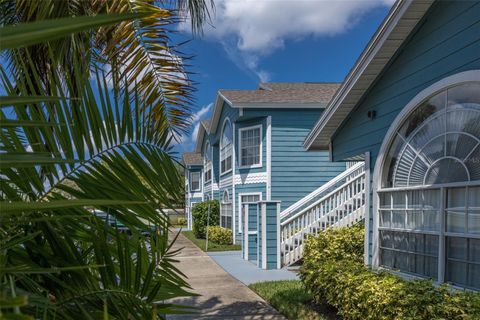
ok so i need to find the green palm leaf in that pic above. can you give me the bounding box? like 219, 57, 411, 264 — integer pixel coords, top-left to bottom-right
0, 13, 144, 50
0, 6, 203, 317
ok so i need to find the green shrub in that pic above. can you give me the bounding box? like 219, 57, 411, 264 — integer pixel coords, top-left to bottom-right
177, 217, 187, 225
300, 225, 480, 320
207, 226, 232, 245
192, 200, 219, 238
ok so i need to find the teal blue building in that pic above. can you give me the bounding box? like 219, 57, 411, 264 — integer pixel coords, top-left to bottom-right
182, 152, 203, 230
305, 0, 480, 290
184, 83, 347, 245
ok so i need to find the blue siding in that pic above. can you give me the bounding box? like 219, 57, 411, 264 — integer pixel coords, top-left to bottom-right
269, 109, 346, 210
332, 1, 480, 163
329, 1, 480, 264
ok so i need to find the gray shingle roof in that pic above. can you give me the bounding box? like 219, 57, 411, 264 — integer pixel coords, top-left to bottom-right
182, 152, 203, 166
219, 83, 340, 105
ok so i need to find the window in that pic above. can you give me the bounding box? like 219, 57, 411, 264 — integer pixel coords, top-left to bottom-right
239, 193, 261, 232
190, 172, 200, 191
204, 194, 210, 201
221, 190, 232, 229
239, 125, 262, 167
220, 120, 233, 174
377, 82, 480, 289
204, 142, 212, 182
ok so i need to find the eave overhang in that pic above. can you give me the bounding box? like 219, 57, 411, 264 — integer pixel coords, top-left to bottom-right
304, 0, 434, 150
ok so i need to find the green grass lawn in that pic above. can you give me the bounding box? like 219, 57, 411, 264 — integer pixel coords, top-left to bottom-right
182, 230, 241, 252
249, 280, 340, 320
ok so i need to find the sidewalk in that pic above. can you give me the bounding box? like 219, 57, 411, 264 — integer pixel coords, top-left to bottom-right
208, 251, 298, 285
167, 233, 285, 319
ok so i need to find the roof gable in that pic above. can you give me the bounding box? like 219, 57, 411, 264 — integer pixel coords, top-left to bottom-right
304, 0, 434, 150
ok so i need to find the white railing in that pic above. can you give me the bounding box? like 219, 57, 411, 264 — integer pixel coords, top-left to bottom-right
279, 162, 365, 221
280, 165, 366, 266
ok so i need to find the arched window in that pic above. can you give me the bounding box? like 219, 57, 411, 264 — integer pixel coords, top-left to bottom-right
221, 190, 232, 229
220, 119, 233, 174
377, 81, 480, 289
204, 142, 212, 182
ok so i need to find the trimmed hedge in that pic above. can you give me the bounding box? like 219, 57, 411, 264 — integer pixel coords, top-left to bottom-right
207, 226, 232, 245
177, 217, 187, 225
300, 225, 480, 320
192, 200, 219, 238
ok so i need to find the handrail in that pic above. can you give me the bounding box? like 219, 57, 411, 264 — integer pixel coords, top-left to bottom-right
279, 162, 364, 220
280, 166, 365, 226
279, 167, 366, 267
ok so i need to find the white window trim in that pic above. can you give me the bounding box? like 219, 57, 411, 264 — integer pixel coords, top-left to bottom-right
220, 189, 233, 229
238, 192, 262, 234
220, 117, 233, 176
204, 162, 212, 183
371, 71, 480, 283
204, 142, 213, 183
238, 124, 263, 169
190, 171, 201, 192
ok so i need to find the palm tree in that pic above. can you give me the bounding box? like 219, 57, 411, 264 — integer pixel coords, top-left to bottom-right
0, 1, 211, 318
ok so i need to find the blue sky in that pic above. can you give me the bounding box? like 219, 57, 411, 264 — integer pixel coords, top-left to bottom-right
175, 0, 394, 154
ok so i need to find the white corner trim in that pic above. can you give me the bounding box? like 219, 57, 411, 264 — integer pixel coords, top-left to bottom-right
234, 172, 268, 185
371, 70, 480, 268
238, 124, 263, 169
364, 151, 371, 266
266, 116, 272, 200
262, 202, 267, 269
232, 121, 236, 244
244, 204, 249, 260
276, 202, 281, 269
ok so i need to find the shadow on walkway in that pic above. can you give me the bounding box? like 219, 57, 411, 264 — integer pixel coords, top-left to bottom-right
167, 233, 285, 320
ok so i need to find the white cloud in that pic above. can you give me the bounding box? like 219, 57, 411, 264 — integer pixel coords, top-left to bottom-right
191, 103, 213, 123
205, 0, 394, 53
182, 0, 394, 81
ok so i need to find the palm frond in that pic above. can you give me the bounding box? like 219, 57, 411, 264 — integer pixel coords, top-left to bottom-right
1, 11, 194, 317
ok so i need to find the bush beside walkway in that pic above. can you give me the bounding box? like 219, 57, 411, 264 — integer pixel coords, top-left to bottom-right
182, 230, 241, 252
300, 225, 480, 320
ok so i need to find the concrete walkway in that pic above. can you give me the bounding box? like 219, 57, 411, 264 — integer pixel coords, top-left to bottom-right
167, 233, 285, 319
208, 251, 298, 285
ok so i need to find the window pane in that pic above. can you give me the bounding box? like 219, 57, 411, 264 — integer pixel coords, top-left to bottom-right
407, 190, 422, 210
423, 210, 439, 231
447, 260, 467, 286
380, 192, 391, 209
392, 210, 405, 229
468, 264, 480, 289
380, 210, 391, 228
447, 237, 467, 260
446, 211, 466, 233
392, 192, 406, 209
241, 127, 261, 166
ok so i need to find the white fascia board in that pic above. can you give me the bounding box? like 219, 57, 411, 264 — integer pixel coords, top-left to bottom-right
209, 92, 232, 134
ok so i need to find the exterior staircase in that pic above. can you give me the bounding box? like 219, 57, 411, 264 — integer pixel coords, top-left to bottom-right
279, 162, 366, 266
